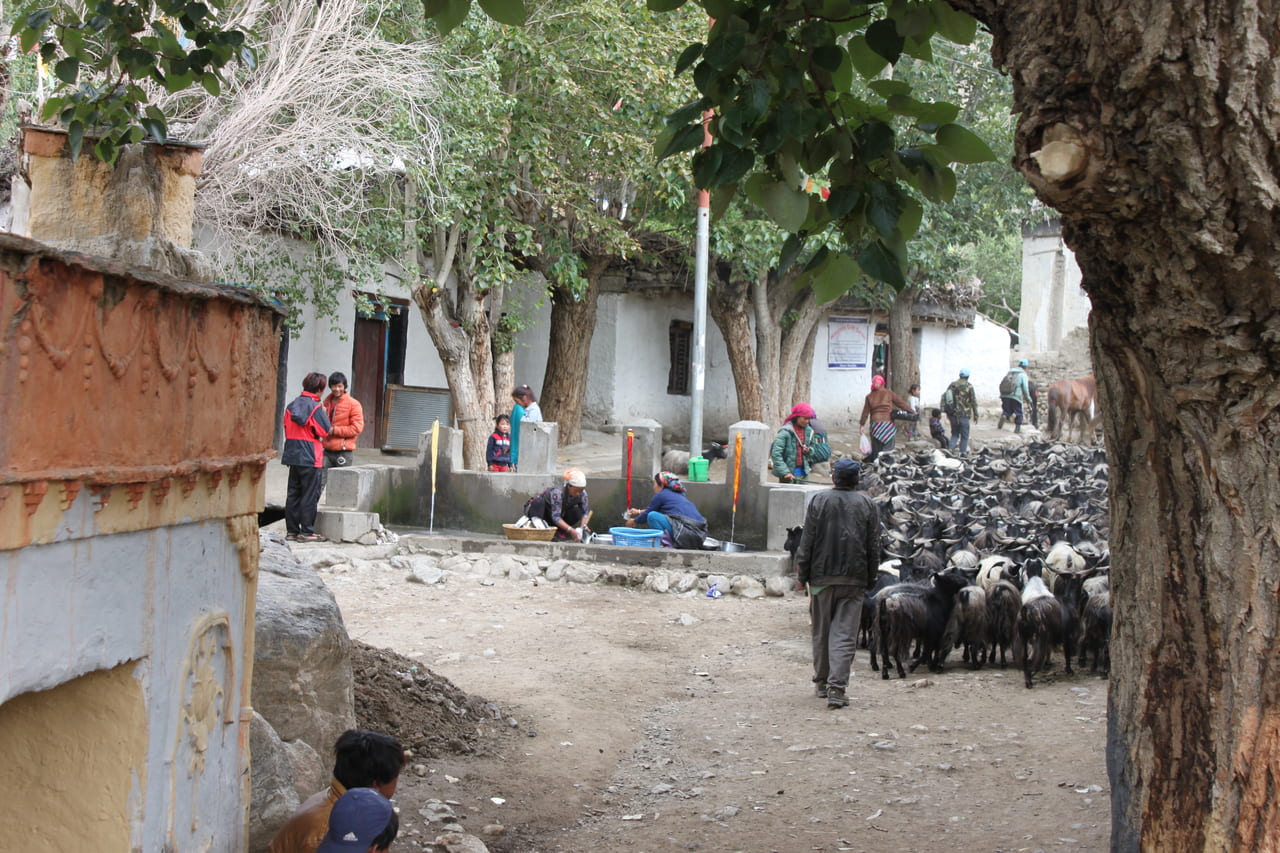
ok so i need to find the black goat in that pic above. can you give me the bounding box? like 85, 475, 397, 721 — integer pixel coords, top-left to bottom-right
861, 568, 902, 652
1017, 567, 1077, 688
783, 526, 803, 581
878, 567, 970, 679
1078, 589, 1112, 675
985, 580, 1021, 669
661, 442, 728, 475
942, 585, 989, 669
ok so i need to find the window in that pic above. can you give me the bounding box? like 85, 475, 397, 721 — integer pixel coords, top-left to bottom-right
668, 320, 692, 395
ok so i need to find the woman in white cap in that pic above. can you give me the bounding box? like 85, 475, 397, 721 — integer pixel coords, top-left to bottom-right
524, 469, 591, 541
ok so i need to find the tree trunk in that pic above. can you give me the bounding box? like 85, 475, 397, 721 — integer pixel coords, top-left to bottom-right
411, 224, 496, 470
949, 0, 1280, 847
792, 320, 818, 405
540, 257, 608, 446
492, 348, 515, 420
709, 267, 763, 422
888, 286, 919, 397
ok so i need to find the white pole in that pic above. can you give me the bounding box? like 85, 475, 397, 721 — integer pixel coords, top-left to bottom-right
689, 88, 714, 460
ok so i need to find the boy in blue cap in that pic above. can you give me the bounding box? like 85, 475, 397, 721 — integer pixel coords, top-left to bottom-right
317, 788, 398, 852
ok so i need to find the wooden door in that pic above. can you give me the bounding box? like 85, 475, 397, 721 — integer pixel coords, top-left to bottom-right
352, 316, 387, 448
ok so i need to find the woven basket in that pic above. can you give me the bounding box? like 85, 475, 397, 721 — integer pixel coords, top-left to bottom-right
502, 523, 556, 541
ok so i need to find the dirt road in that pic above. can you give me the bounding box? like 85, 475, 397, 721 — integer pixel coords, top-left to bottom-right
323, 548, 1110, 853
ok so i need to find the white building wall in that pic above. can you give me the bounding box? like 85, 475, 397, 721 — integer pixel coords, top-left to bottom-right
919, 315, 1013, 410
1020, 221, 1090, 352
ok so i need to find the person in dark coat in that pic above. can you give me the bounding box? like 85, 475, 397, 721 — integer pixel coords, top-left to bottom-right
525, 469, 591, 542
794, 457, 881, 708
282, 371, 333, 542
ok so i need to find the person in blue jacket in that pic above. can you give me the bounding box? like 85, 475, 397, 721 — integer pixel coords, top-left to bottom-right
624, 471, 708, 549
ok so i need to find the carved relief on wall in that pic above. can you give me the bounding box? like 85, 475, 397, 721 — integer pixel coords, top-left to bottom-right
0, 236, 281, 484
169, 612, 237, 846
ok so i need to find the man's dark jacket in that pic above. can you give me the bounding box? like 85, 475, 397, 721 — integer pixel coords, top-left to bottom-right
795, 487, 880, 590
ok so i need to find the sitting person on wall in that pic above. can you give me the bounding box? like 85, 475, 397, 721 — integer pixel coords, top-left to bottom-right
486, 414, 512, 472
269, 729, 405, 853
524, 469, 591, 542
770, 402, 831, 483
624, 471, 708, 549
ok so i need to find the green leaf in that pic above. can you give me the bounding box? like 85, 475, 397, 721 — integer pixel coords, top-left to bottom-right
25, 10, 52, 31
675, 43, 703, 75
692, 145, 723, 188
897, 197, 923, 239
201, 72, 221, 95
18, 28, 39, 54
743, 173, 770, 208
714, 146, 754, 186
935, 123, 996, 163
866, 182, 900, 240
846, 35, 888, 79
811, 44, 843, 72
864, 19, 903, 64
858, 240, 905, 287
760, 182, 810, 232
425, 0, 470, 35
778, 233, 804, 272
703, 32, 745, 71
67, 121, 85, 161
54, 57, 80, 84
830, 49, 853, 93
855, 121, 895, 161
825, 184, 860, 219
932, 0, 978, 44
93, 135, 119, 166
710, 182, 737, 222
476, 0, 527, 26
655, 123, 704, 161
141, 116, 167, 142
868, 79, 911, 98
647, 0, 690, 9
667, 97, 711, 128
62, 27, 84, 57
809, 252, 861, 303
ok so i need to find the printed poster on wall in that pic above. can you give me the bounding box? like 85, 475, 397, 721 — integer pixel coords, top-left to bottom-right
827, 316, 869, 369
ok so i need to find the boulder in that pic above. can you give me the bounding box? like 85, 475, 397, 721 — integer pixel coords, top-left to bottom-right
247, 712, 325, 853
255, 532, 356, 761
730, 575, 766, 599
563, 563, 602, 584
545, 560, 570, 582
764, 576, 792, 597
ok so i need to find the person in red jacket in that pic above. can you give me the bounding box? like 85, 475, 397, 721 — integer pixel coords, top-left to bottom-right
283, 372, 332, 542
321, 372, 365, 496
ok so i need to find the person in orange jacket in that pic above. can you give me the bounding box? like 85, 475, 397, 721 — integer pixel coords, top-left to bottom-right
321, 371, 365, 495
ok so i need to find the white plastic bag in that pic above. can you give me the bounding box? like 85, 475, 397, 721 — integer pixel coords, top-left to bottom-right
859, 434, 872, 455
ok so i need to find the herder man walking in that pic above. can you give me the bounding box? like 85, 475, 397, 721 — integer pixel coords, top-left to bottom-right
794, 457, 881, 708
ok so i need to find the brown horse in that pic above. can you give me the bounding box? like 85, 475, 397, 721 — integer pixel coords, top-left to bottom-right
1046, 376, 1100, 443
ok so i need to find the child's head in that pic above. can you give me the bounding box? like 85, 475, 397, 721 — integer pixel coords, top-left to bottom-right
909, 383, 920, 395
332, 730, 405, 798
495, 414, 510, 433
931, 409, 942, 418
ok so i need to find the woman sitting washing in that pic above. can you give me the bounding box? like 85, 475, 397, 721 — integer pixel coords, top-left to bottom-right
625, 472, 708, 549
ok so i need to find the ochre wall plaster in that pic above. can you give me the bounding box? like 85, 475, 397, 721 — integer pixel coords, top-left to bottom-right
0, 663, 148, 852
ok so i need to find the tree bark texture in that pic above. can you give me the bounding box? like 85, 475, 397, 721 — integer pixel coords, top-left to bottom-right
948, 1, 1280, 848
709, 267, 764, 422
540, 258, 608, 447
889, 286, 920, 398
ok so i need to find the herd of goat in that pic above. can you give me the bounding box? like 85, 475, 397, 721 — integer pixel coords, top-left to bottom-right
788, 440, 1111, 688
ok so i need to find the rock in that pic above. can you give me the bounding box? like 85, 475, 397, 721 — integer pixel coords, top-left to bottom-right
299, 548, 349, 569
356, 531, 379, 545
764, 576, 792, 597
705, 574, 731, 592
508, 561, 541, 582
563, 563, 601, 584
419, 800, 459, 824
489, 554, 522, 577
470, 558, 493, 577
479, 824, 506, 837
730, 575, 765, 598
255, 532, 355, 759
673, 572, 700, 593
406, 567, 445, 585
642, 570, 670, 593
391, 554, 441, 575
545, 559, 571, 582
434, 831, 491, 853
248, 711, 320, 853
675, 613, 699, 626
440, 554, 473, 573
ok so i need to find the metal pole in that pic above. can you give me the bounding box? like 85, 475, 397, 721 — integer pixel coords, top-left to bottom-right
689, 82, 714, 459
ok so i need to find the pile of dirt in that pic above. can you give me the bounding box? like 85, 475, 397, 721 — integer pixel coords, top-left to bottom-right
352, 641, 515, 758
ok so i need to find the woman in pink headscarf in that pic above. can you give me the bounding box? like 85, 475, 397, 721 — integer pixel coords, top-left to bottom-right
769, 402, 831, 482
859, 375, 912, 464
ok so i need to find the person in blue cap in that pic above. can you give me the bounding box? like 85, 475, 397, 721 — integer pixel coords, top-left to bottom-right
794, 457, 880, 709
317, 788, 398, 853
942, 368, 979, 454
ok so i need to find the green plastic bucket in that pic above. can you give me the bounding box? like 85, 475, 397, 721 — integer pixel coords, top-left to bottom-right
687, 455, 710, 482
